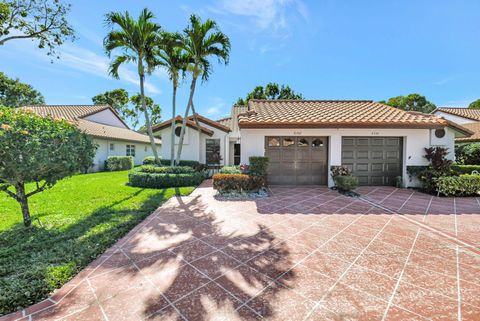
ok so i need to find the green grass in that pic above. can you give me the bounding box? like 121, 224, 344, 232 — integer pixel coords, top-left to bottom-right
0, 171, 195, 316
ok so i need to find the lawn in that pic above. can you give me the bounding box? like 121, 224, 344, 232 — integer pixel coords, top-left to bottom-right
0, 170, 195, 316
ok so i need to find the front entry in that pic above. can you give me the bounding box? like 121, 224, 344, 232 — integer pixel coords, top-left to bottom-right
265, 136, 328, 185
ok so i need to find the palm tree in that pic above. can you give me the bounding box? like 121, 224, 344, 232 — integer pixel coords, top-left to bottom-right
104, 8, 160, 162
175, 14, 231, 165
155, 32, 189, 166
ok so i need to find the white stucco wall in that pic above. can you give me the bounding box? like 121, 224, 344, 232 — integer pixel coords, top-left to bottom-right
156, 122, 229, 164
84, 109, 127, 128
240, 127, 455, 187
91, 138, 159, 171
432, 111, 477, 125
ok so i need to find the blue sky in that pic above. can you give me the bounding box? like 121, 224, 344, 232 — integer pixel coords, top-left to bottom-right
1, 0, 479, 122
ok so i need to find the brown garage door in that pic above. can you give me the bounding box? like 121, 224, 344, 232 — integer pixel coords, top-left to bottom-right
265, 136, 328, 185
342, 137, 403, 186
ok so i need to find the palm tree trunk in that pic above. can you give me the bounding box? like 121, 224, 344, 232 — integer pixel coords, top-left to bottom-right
139, 66, 159, 162
176, 75, 198, 165
170, 85, 177, 166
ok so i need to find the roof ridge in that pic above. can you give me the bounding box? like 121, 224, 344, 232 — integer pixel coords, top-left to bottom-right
248, 99, 374, 103
437, 106, 469, 109
21, 104, 110, 107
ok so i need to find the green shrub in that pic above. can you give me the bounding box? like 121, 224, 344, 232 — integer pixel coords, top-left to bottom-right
334, 175, 358, 192
451, 165, 480, 175
142, 157, 199, 168
249, 156, 269, 177
455, 143, 480, 165
105, 156, 134, 171
139, 165, 195, 174
128, 171, 204, 188
436, 174, 480, 196
219, 166, 241, 174
406, 165, 428, 178
213, 173, 265, 193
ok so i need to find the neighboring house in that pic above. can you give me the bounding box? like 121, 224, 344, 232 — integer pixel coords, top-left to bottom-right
155, 100, 472, 187
432, 107, 480, 143
20, 105, 161, 171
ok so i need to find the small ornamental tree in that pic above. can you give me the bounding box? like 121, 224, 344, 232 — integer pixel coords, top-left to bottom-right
0, 106, 97, 227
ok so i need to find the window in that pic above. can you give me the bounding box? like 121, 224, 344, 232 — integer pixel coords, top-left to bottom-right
175, 126, 182, 137
312, 138, 324, 147
144, 145, 148, 152
126, 144, 135, 157
435, 129, 446, 138
268, 137, 280, 147
206, 139, 221, 165
282, 138, 295, 147
109, 143, 115, 151
234, 143, 241, 165
298, 138, 309, 147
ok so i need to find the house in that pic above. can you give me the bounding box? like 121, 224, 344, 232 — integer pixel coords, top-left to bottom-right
20, 105, 161, 171
432, 107, 480, 143
154, 100, 472, 187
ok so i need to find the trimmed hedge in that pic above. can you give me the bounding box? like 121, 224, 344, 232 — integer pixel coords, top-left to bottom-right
334, 175, 358, 192
105, 156, 134, 171
436, 174, 480, 196
128, 171, 204, 188
249, 156, 269, 176
219, 166, 241, 174
139, 165, 195, 174
451, 165, 480, 175
213, 173, 265, 193
142, 157, 199, 168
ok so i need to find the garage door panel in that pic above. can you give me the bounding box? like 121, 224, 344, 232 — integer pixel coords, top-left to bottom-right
266, 136, 327, 185
342, 137, 402, 186
266, 149, 281, 162
371, 151, 384, 159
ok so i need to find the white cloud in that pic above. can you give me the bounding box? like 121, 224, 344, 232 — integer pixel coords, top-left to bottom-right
205, 97, 226, 116
57, 45, 161, 95
213, 0, 308, 31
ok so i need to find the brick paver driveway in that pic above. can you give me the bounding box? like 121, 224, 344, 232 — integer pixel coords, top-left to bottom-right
3, 182, 480, 321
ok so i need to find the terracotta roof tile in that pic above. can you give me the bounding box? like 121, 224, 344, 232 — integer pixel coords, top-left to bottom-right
20, 105, 111, 121
238, 100, 457, 129
456, 122, 480, 142
19, 105, 159, 144
77, 119, 160, 144
216, 105, 248, 133
434, 107, 480, 122
152, 116, 214, 136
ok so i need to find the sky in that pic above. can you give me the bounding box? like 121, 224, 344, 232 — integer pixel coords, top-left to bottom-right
1, 0, 479, 123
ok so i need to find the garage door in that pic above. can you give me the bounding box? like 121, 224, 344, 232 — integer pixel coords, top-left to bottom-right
265, 136, 328, 185
342, 137, 403, 186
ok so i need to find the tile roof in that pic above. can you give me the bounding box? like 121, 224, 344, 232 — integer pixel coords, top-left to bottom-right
151, 116, 214, 136
20, 105, 111, 122
186, 114, 230, 132
455, 122, 480, 142
238, 100, 465, 131
77, 119, 160, 144
19, 105, 159, 144
216, 105, 248, 133
434, 107, 480, 122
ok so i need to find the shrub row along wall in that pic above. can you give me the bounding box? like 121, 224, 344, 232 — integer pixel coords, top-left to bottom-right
142, 157, 199, 168
129, 170, 204, 188
436, 174, 480, 196
212, 174, 265, 193
106, 156, 134, 171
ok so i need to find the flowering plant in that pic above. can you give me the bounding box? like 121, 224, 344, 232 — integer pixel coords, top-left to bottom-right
330, 165, 352, 178
239, 164, 249, 174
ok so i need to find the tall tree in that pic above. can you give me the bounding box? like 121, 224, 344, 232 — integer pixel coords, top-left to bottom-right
176, 14, 230, 165
130, 93, 161, 129
92, 88, 131, 119
0, 0, 75, 58
380, 93, 436, 113
468, 99, 480, 109
235, 83, 304, 106
104, 8, 160, 161
0, 71, 45, 107
155, 31, 188, 166
0, 106, 96, 227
